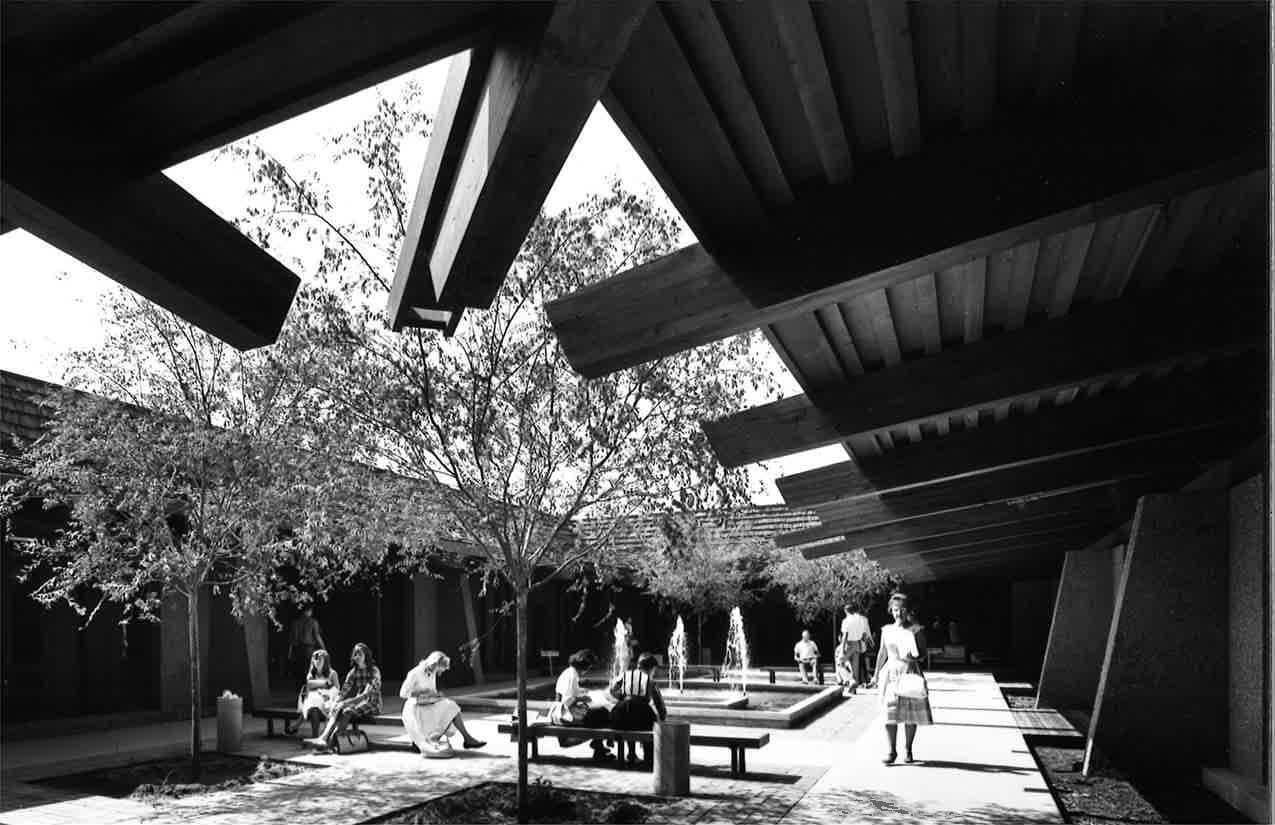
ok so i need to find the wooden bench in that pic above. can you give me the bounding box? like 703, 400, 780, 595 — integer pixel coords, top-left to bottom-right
496, 722, 768, 777
764, 665, 824, 685
255, 706, 407, 741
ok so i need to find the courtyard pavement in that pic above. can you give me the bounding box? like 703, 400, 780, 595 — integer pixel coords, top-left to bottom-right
0, 672, 1063, 825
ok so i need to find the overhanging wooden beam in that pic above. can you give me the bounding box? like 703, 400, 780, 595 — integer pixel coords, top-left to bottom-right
869, 530, 1107, 568
782, 476, 1159, 551
100, 4, 500, 172
881, 543, 1072, 575
387, 0, 652, 317
776, 357, 1261, 506
2, 169, 298, 350
805, 512, 1109, 560
808, 419, 1254, 528
899, 553, 1065, 582
705, 288, 1262, 467
546, 92, 1265, 377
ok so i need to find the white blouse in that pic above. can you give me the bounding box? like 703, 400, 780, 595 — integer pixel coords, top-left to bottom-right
399, 662, 441, 700
555, 666, 586, 702
881, 624, 919, 662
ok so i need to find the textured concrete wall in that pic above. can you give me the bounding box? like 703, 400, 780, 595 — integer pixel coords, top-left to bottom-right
1227, 474, 1266, 781
1038, 546, 1118, 709
1089, 493, 1229, 777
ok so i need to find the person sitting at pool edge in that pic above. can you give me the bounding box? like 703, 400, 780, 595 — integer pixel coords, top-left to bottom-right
793, 630, 822, 685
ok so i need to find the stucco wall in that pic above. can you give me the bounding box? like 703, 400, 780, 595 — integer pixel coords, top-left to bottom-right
1038, 546, 1118, 708
1088, 492, 1229, 776
1227, 474, 1266, 781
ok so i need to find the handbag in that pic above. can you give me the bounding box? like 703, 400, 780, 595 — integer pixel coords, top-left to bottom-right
332, 728, 369, 754
895, 672, 928, 700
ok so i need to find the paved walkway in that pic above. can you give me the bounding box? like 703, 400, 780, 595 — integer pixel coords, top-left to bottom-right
0, 672, 1063, 825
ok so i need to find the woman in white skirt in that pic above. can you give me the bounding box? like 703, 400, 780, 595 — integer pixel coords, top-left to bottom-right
399, 651, 486, 758
871, 592, 933, 764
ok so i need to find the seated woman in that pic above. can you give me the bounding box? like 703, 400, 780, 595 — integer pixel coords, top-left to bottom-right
549, 649, 614, 761
304, 642, 381, 752
289, 649, 340, 737
608, 652, 667, 766
399, 651, 486, 758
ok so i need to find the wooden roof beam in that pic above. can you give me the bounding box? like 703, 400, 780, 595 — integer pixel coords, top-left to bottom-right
705, 287, 1263, 467
782, 475, 1160, 551
804, 512, 1109, 560
2, 168, 298, 350
546, 102, 1264, 378
776, 356, 1262, 506
387, 0, 653, 317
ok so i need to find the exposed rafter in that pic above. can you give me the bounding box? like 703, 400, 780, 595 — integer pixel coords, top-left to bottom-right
386, 0, 653, 318
705, 287, 1262, 467
546, 100, 1264, 378
776, 357, 1260, 506
2, 169, 298, 350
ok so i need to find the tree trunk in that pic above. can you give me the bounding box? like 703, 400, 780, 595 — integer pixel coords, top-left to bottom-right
515, 586, 529, 824
188, 587, 202, 780
697, 613, 705, 665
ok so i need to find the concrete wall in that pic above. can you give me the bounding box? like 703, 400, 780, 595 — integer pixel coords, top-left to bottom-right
1087, 492, 1230, 777
1038, 545, 1120, 709
1227, 474, 1266, 782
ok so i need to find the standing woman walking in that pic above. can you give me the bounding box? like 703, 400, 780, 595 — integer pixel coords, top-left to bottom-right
871, 592, 933, 764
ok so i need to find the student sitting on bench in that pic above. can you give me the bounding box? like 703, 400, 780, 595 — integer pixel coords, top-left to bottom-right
608, 652, 668, 766
794, 630, 822, 684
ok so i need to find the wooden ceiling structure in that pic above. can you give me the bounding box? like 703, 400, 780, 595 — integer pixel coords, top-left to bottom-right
4, 2, 1268, 582
542, 1, 1270, 582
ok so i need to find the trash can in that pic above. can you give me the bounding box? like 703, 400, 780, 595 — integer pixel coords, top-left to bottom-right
216, 692, 243, 753
653, 721, 690, 796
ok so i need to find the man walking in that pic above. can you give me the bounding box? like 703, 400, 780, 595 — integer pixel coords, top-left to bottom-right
287, 605, 327, 680
838, 602, 873, 696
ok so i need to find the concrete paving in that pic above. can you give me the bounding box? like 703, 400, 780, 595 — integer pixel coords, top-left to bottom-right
0, 672, 1064, 825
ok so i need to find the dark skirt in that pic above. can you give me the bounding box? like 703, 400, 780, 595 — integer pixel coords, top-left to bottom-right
609, 697, 656, 731
557, 706, 611, 748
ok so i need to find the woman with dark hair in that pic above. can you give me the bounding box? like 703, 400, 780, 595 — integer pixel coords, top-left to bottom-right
609, 652, 667, 766
304, 642, 382, 751
871, 592, 933, 764
548, 649, 614, 760
288, 649, 340, 737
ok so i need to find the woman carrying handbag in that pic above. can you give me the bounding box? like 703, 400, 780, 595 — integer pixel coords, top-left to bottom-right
870, 592, 933, 764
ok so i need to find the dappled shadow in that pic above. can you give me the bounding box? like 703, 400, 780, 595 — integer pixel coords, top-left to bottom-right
779, 786, 1061, 824
523, 753, 798, 784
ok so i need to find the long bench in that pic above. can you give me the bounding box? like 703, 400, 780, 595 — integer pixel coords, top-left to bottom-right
496, 722, 768, 777
255, 706, 407, 740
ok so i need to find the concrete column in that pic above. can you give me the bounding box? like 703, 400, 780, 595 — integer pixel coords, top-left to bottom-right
410, 574, 439, 662
1086, 492, 1229, 778
1038, 545, 1119, 709
653, 721, 691, 796
242, 613, 271, 710
160, 587, 212, 715
1226, 474, 1266, 780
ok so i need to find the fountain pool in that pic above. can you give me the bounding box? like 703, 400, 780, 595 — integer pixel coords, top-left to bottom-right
454, 678, 843, 728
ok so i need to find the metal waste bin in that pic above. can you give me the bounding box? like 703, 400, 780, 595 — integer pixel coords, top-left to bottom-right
216, 693, 243, 753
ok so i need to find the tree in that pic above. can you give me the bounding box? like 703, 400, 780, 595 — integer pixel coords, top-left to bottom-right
2, 393, 441, 778
224, 82, 774, 821
766, 549, 899, 658
629, 513, 775, 665
2, 285, 445, 779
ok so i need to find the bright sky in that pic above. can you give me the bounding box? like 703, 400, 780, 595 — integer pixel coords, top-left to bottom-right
0, 54, 848, 502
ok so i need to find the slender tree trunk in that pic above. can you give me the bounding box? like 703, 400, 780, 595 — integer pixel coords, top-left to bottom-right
515, 586, 529, 824
697, 613, 704, 666
188, 587, 202, 780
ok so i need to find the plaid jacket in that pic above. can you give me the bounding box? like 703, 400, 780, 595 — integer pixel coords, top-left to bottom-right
341, 665, 383, 714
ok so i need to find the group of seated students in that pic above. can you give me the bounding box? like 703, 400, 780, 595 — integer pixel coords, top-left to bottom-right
292, 642, 485, 758
547, 649, 667, 766
290, 643, 669, 763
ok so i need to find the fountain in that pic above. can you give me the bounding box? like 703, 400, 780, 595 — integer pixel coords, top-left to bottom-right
721, 607, 750, 695
667, 616, 687, 693
610, 617, 631, 682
